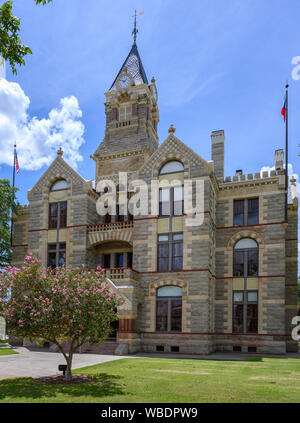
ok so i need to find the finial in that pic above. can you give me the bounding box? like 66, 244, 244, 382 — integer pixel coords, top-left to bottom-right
132, 9, 144, 45
168, 124, 176, 134
290, 176, 296, 185
123, 66, 127, 73
151, 76, 155, 83
57, 147, 63, 157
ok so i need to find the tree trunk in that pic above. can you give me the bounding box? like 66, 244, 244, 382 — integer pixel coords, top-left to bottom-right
65, 354, 73, 381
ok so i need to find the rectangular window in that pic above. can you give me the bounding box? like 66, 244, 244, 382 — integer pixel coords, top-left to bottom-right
247, 250, 258, 276
59, 202, 67, 228
233, 250, 244, 277
247, 198, 259, 225
233, 200, 244, 226
234, 198, 258, 226
233, 303, 244, 333
49, 203, 58, 229
47, 242, 66, 269
156, 300, 168, 331
48, 252, 56, 269
48, 202, 67, 229
173, 186, 184, 216
233, 291, 258, 334
158, 243, 169, 272
247, 291, 258, 333
172, 239, 183, 270
233, 249, 258, 277
157, 233, 183, 271
171, 299, 182, 331
119, 105, 132, 121
159, 188, 170, 216
159, 186, 184, 217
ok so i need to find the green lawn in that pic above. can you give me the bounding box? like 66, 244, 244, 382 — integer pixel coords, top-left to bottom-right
0, 349, 18, 355
0, 356, 300, 402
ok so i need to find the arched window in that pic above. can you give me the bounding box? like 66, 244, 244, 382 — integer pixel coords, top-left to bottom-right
233, 238, 258, 277
50, 179, 68, 191
159, 160, 184, 175
233, 238, 258, 334
156, 285, 182, 332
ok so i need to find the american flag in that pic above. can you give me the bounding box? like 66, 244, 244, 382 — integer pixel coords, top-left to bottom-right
14, 151, 20, 174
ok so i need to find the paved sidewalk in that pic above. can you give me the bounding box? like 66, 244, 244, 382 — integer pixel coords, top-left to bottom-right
0, 347, 126, 380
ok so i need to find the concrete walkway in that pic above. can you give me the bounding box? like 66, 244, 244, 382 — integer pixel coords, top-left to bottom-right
0, 347, 126, 380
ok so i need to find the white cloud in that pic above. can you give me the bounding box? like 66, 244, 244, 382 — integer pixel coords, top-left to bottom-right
0, 79, 85, 170
260, 163, 300, 197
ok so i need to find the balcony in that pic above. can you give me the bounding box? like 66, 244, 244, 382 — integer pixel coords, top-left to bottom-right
103, 267, 139, 283
87, 220, 133, 246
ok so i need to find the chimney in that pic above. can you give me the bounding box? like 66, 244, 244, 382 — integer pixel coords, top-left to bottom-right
211, 130, 225, 182
274, 149, 284, 171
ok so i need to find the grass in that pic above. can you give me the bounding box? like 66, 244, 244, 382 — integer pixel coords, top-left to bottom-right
0, 356, 299, 403
0, 349, 18, 355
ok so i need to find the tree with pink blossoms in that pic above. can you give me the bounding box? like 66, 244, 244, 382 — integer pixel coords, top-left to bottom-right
0, 254, 121, 380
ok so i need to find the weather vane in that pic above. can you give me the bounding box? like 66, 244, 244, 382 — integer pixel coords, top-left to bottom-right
132, 9, 144, 44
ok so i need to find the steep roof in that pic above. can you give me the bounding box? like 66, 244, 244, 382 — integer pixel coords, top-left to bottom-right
109, 43, 148, 91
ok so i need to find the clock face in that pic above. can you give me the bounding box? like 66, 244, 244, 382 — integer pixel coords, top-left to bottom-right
118, 75, 131, 89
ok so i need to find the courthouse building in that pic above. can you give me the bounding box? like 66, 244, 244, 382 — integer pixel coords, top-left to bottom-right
12, 36, 298, 355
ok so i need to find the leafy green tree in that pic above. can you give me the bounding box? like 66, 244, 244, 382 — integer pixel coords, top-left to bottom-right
0, 179, 18, 267
0, 255, 122, 380
0, 0, 52, 74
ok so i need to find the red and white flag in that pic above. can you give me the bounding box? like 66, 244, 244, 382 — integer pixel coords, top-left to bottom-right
14, 151, 20, 174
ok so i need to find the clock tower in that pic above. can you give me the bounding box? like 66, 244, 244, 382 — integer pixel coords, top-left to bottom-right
92, 35, 159, 184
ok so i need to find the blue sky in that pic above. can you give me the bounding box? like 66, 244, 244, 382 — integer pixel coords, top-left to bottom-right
0, 0, 300, 205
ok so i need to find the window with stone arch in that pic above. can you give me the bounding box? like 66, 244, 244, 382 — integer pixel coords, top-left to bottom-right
159, 160, 184, 175
232, 238, 258, 334
48, 179, 68, 269
233, 238, 258, 277
156, 285, 182, 332
159, 161, 184, 217
50, 179, 68, 192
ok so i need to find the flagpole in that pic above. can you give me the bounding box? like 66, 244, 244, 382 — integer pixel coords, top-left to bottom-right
10, 143, 16, 247
285, 84, 289, 223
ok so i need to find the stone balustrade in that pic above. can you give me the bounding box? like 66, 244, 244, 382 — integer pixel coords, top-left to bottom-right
87, 220, 133, 246
103, 267, 138, 281
87, 220, 133, 232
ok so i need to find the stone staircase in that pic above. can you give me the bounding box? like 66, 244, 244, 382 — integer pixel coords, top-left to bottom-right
85, 341, 118, 355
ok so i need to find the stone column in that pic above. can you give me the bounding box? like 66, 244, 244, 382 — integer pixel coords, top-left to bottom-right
110, 253, 116, 268
123, 252, 128, 268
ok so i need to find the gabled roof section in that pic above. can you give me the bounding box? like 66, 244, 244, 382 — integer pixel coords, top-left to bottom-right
138, 126, 214, 181
109, 43, 148, 91
29, 149, 88, 196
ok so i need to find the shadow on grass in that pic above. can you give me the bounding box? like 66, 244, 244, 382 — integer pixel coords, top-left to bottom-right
0, 373, 126, 401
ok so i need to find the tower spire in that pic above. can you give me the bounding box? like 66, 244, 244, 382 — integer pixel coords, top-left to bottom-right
132, 9, 144, 45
